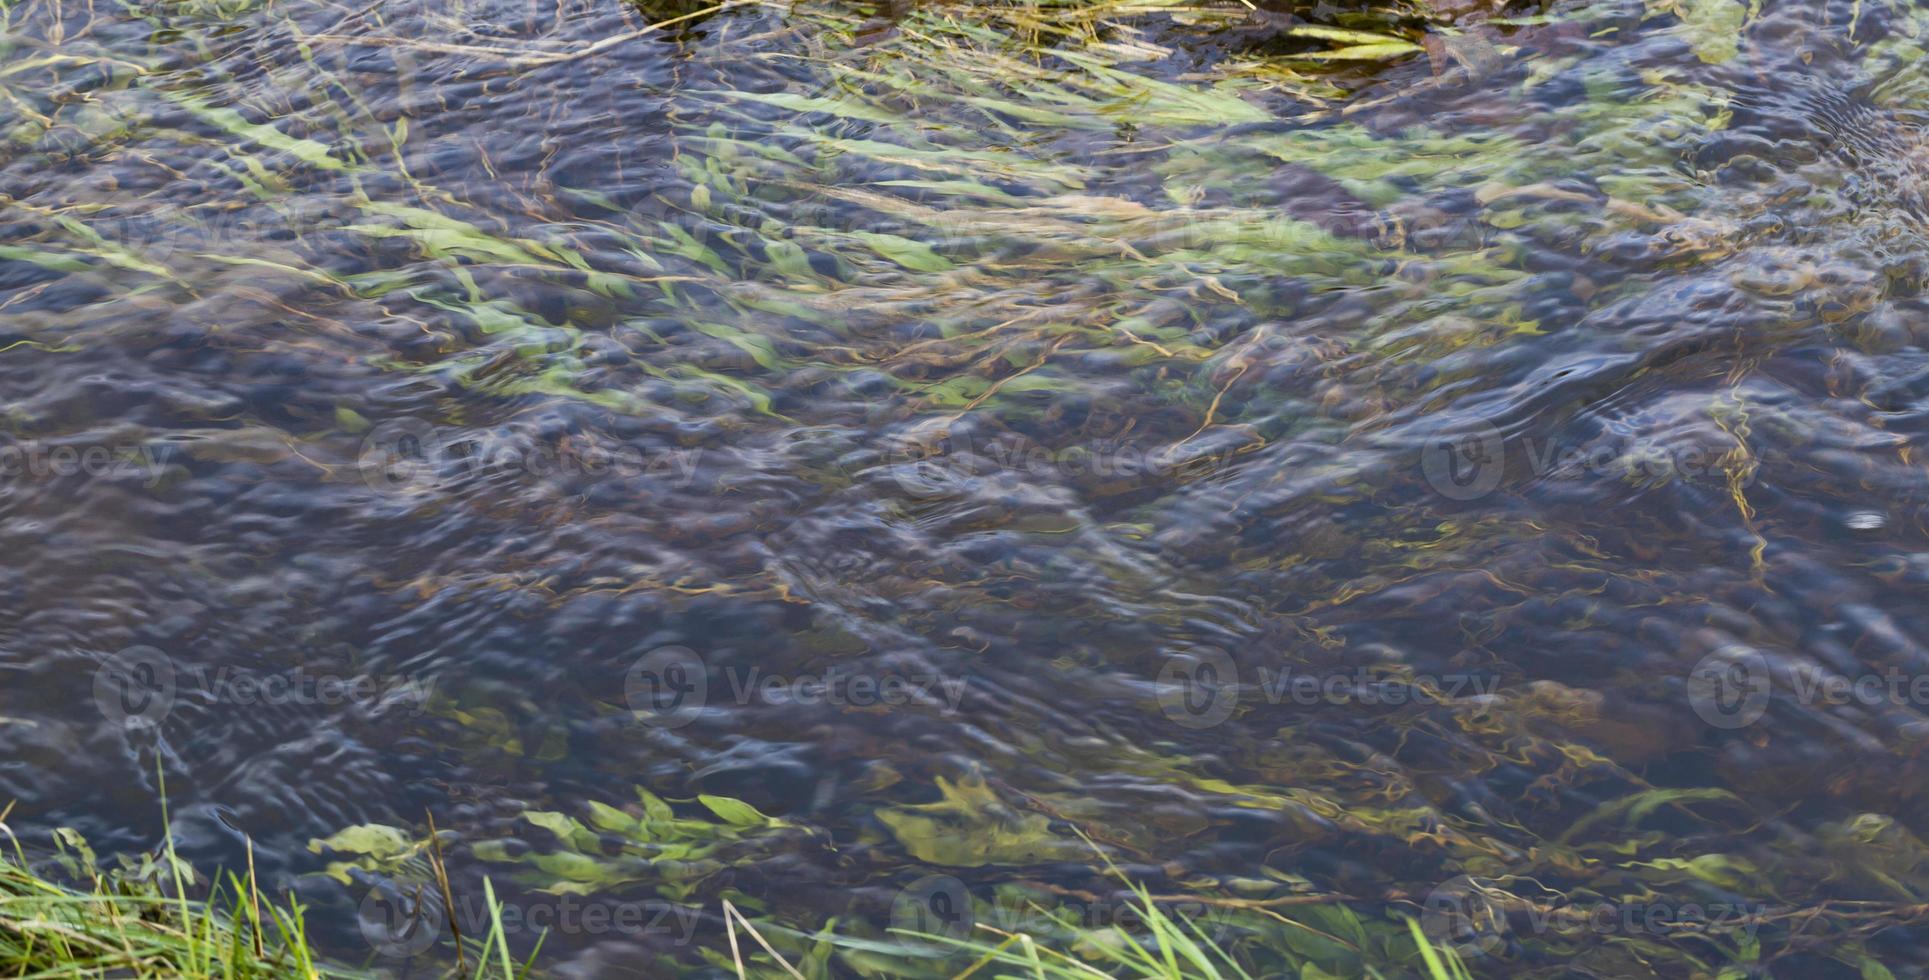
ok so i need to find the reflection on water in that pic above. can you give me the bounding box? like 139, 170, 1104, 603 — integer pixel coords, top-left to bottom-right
4, 0, 1929, 972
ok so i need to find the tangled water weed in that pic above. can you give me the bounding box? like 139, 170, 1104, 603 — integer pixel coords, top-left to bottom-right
5, 0, 1929, 974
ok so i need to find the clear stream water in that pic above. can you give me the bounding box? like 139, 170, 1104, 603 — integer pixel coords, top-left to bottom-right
4, 0, 1929, 974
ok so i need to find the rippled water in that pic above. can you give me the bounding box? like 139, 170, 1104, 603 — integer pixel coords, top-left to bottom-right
5, 0, 1929, 973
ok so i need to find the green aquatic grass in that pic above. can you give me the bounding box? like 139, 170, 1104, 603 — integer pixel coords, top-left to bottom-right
893, 893, 1270, 980
898, 912, 1475, 980
854, 852, 1479, 980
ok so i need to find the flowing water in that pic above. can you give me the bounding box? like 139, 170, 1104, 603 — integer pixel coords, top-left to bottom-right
4, 0, 1929, 973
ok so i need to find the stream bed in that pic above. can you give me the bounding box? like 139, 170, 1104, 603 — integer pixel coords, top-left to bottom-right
4, 0, 1929, 974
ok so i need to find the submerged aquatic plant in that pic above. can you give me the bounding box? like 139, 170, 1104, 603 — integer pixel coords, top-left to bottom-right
813, 833, 1482, 979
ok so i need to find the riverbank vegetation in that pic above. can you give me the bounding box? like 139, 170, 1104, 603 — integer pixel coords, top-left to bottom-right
0, 799, 347, 979
0, 814, 1474, 979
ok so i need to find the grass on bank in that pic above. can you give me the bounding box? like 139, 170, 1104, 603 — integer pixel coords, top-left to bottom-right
1, 791, 1471, 980
0, 794, 546, 980
0, 800, 343, 979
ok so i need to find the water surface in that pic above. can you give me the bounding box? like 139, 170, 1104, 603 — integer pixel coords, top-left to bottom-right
4, 0, 1929, 973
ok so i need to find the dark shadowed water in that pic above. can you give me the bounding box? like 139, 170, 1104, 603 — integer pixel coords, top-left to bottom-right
5, 0, 1929, 973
